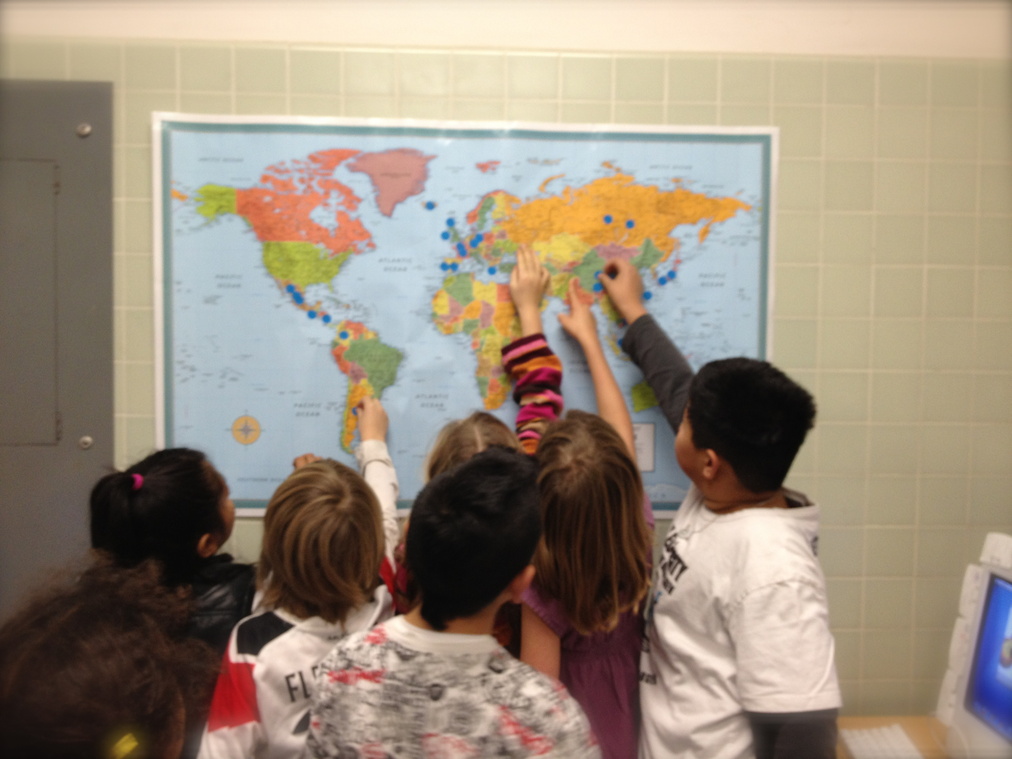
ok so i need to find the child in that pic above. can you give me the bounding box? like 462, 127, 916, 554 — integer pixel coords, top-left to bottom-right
0, 557, 219, 759
423, 410, 522, 480
599, 258, 841, 759
89, 446, 254, 656
504, 248, 653, 759
305, 447, 600, 758
393, 410, 523, 622
197, 397, 398, 759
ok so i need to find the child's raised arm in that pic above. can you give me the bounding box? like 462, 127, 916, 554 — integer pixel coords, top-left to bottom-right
510, 246, 551, 336
355, 397, 400, 567
599, 259, 693, 432
558, 276, 636, 462
503, 248, 563, 455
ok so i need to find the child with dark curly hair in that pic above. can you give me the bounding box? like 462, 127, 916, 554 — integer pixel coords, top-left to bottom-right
0, 558, 219, 759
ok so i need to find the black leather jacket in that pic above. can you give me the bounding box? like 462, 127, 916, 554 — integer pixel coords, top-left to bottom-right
186, 554, 256, 657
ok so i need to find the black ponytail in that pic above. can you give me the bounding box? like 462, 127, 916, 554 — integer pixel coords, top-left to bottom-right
89, 448, 227, 585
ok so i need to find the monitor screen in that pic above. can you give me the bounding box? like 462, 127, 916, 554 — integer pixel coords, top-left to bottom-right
964, 572, 1012, 745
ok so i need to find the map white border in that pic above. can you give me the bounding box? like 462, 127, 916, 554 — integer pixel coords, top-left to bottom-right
152, 113, 778, 515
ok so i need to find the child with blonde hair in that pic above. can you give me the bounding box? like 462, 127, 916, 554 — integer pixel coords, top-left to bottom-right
422, 410, 521, 481
503, 247, 653, 759
197, 397, 399, 759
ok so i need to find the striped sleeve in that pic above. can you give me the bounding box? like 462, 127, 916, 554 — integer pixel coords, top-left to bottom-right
502, 333, 564, 455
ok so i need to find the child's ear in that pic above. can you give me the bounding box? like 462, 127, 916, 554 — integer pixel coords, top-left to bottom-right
506, 565, 536, 603
196, 532, 221, 559
701, 449, 722, 482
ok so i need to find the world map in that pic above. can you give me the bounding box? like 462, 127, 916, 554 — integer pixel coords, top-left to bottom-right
156, 117, 774, 513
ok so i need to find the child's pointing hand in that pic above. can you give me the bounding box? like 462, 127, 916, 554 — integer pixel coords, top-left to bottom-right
558, 277, 598, 348
510, 247, 550, 336
599, 259, 648, 324
357, 396, 389, 442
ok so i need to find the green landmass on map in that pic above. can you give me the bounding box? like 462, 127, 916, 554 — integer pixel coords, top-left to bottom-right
343, 339, 403, 394
632, 380, 660, 413
262, 242, 349, 289
194, 184, 237, 219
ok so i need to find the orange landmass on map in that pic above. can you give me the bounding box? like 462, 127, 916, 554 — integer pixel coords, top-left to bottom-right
234, 148, 374, 255
235, 189, 372, 256
497, 172, 751, 258
538, 174, 564, 193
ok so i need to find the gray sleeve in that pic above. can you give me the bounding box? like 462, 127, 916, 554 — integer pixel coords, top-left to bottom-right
620, 314, 694, 433
747, 709, 839, 759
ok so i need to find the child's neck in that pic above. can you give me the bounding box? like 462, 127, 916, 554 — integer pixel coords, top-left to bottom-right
700, 485, 787, 515
404, 603, 502, 636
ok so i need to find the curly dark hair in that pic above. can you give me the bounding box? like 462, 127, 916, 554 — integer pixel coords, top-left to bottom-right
0, 557, 219, 759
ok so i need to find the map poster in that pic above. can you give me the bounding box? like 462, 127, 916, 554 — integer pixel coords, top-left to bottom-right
154, 114, 776, 516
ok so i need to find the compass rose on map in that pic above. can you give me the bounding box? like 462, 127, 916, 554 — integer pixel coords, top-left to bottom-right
231, 415, 262, 445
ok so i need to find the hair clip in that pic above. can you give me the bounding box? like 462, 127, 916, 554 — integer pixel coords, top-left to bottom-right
131, 473, 144, 491
110, 731, 139, 759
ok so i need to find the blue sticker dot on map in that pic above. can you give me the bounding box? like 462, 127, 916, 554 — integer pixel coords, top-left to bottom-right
446, 218, 455, 228
451, 262, 459, 272
644, 291, 653, 300
307, 310, 317, 319
592, 282, 603, 293
286, 284, 295, 293
471, 234, 483, 247
626, 219, 635, 229
322, 314, 331, 324
293, 293, 304, 305
425, 201, 436, 210
440, 262, 449, 271
440, 231, 450, 240
603, 215, 613, 224
658, 277, 667, 286
339, 331, 349, 340
456, 242, 467, 257
668, 271, 677, 280
488, 266, 497, 275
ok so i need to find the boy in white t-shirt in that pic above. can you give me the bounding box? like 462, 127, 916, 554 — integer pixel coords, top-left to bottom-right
305, 447, 600, 759
599, 259, 841, 759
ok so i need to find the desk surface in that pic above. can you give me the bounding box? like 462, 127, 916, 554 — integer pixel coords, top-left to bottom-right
837, 716, 949, 759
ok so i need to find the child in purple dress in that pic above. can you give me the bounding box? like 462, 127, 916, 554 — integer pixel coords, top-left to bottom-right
503, 248, 653, 759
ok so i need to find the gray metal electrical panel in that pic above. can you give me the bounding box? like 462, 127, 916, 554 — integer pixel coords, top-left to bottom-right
0, 80, 113, 619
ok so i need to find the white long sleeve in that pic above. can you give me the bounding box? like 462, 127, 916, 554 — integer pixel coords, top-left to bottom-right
355, 439, 400, 565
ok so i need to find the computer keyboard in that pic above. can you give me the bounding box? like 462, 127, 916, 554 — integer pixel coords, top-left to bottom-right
840, 723, 924, 758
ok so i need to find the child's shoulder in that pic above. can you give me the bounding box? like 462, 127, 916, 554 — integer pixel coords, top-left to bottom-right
231, 609, 297, 656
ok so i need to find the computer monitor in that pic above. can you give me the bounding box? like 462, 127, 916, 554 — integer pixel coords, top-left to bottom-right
946, 560, 1012, 759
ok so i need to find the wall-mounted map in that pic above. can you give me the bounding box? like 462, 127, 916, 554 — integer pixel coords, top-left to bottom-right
155, 116, 776, 514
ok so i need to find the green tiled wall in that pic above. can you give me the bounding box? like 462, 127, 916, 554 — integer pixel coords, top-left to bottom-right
3, 38, 1010, 716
